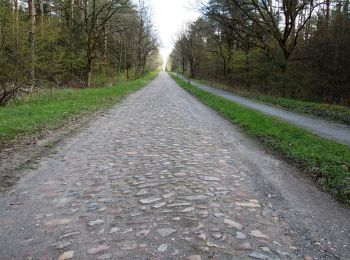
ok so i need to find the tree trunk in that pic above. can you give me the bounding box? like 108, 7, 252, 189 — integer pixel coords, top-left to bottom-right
325, 0, 330, 30
28, 0, 35, 88
189, 58, 195, 78
103, 26, 108, 63
56, 0, 62, 23
47, 0, 51, 26
222, 56, 227, 80
86, 35, 93, 87
124, 45, 128, 78
280, 59, 288, 96
142, 54, 147, 75
39, 0, 44, 26
87, 59, 92, 88
14, 0, 19, 85
71, 0, 74, 24
118, 39, 122, 75
12, 0, 14, 35
245, 49, 250, 88
14, 0, 18, 41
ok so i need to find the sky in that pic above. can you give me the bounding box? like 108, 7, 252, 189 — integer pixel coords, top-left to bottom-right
146, 0, 201, 68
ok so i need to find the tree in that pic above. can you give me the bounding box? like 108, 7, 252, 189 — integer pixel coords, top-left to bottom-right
135, 0, 159, 76
74, 0, 131, 87
28, 0, 35, 88
0, 0, 160, 105
199, 0, 320, 71
170, 0, 350, 104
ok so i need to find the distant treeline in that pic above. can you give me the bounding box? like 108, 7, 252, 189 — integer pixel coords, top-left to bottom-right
170, 0, 350, 105
0, 0, 161, 105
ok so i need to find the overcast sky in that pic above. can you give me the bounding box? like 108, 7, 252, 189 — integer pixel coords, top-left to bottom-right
146, 0, 200, 63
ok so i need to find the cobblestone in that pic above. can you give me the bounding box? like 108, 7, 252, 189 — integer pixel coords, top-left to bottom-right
0, 73, 309, 259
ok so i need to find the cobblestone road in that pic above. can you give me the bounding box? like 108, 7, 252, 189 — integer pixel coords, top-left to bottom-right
0, 73, 348, 259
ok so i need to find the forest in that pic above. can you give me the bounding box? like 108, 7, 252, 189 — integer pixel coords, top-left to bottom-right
0, 0, 160, 105
170, 0, 350, 105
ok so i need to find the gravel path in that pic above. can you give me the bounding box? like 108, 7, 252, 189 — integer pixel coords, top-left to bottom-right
0, 72, 349, 259
177, 74, 350, 146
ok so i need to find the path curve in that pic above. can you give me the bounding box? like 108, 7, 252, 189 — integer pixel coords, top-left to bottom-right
0, 72, 349, 259
177, 74, 350, 146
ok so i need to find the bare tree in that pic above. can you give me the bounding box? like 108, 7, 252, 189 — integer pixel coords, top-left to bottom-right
135, 0, 159, 76
28, 0, 35, 88
199, 0, 321, 71
0, 0, 160, 104
75, 0, 131, 87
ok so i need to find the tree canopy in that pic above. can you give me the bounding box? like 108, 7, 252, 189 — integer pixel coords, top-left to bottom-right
170, 0, 350, 105
0, 0, 161, 104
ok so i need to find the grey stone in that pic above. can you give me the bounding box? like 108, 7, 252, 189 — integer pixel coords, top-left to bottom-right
200, 176, 220, 181
153, 202, 166, 208
136, 229, 150, 238
212, 233, 222, 239
88, 219, 104, 226
185, 195, 207, 201
162, 192, 175, 198
187, 256, 202, 260
236, 232, 247, 239
87, 244, 110, 254
119, 241, 137, 250
224, 218, 243, 230
139, 197, 162, 204
87, 202, 99, 211
277, 250, 292, 257
59, 231, 80, 239
234, 241, 252, 250
249, 252, 272, 260
250, 230, 269, 239
206, 241, 224, 248
261, 247, 271, 253
55, 240, 72, 249
108, 227, 119, 234
97, 253, 112, 259
157, 244, 168, 252
157, 228, 177, 237
197, 233, 207, 240
180, 207, 194, 213
167, 202, 192, 207
58, 251, 74, 260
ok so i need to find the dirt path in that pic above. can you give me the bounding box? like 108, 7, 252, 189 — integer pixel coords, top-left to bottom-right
177, 74, 350, 147
0, 72, 349, 259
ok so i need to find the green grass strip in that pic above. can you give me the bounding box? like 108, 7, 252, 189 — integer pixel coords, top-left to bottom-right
171, 74, 350, 204
193, 77, 350, 126
0, 71, 158, 146
255, 96, 350, 126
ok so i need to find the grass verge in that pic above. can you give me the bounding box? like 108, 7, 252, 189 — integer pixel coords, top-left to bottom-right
255, 96, 350, 126
192, 77, 350, 126
171, 74, 350, 204
0, 71, 158, 147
